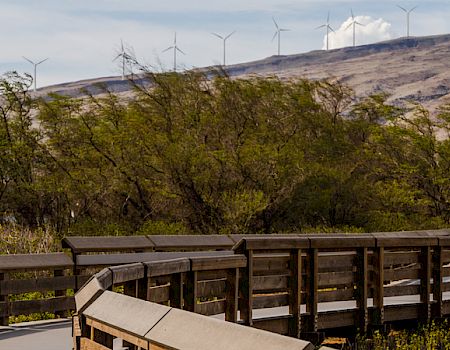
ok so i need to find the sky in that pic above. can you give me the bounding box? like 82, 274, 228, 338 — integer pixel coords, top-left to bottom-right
0, 0, 449, 88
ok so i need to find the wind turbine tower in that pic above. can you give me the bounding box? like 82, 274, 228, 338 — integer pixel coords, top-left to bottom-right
163, 32, 185, 72
316, 12, 335, 51
346, 10, 364, 47
398, 5, 417, 37
113, 40, 133, 80
23, 57, 49, 92
272, 17, 290, 56
212, 31, 235, 66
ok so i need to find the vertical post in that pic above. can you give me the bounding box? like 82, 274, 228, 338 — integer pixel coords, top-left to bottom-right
170, 273, 184, 309
420, 246, 432, 323
225, 268, 239, 322
305, 248, 318, 333
54, 269, 66, 318
432, 245, 443, 318
356, 247, 369, 333
373, 247, 384, 326
0, 272, 9, 326
239, 249, 253, 326
184, 271, 198, 313
137, 276, 148, 301
124, 280, 137, 298
289, 249, 301, 338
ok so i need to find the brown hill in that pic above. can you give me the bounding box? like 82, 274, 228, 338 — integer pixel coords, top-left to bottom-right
39, 34, 450, 110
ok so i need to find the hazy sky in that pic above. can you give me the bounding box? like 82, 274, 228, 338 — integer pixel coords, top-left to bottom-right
0, 0, 448, 87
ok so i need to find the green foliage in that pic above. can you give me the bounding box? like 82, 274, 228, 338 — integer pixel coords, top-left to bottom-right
1, 70, 450, 235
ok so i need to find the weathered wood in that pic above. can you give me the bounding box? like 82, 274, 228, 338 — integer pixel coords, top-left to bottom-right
384, 267, 421, 281
372, 247, 384, 325
148, 234, 234, 251
145, 258, 191, 278
0, 275, 76, 295
309, 236, 375, 249
384, 304, 421, 322
289, 249, 301, 338
318, 271, 354, 288
318, 288, 354, 303
62, 235, 154, 253
318, 310, 356, 329
253, 274, 289, 293
240, 249, 254, 326
0, 253, 73, 272
306, 248, 319, 332
190, 255, 247, 271
54, 269, 66, 318
110, 263, 145, 284
225, 268, 239, 322
374, 234, 438, 247
383, 285, 420, 297
384, 251, 420, 266
234, 237, 310, 252
433, 245, 444, 318
252, 316, 290, 335
420, 246, 432, 323
196, 299, 226, 315
0, 272, 9, 326
318, 253, 355, 272
92, 327, 113, 349
197, 279, 226, 298
169, 273, 183, 308
184, 271, 198, 313
148, 285, 170, 303
253, 293, 289, 309
355, 247, 368, 333
9, 296, 75, 316
80, 337, 112, 350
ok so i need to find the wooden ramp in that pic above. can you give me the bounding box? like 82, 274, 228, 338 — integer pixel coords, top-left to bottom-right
77, 291, 314, 350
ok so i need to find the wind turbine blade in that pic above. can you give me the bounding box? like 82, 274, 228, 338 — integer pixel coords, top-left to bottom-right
328, 25, 335, 33
272, 17, 279, 30
212, 32, 223, 39
112, 53, 122, 62
345, 22, 353, 30
351, 9, 354, 19
410, 5, 418, 12
315, 24, 326, 30
176, 47, 186, 55
37, 58, 49, 65
271, 31, 278, 42
23, 56, 34, 65
280, 28, 290, 32
356, 21, 365, 26
162, 46, 174, 53
397, 5, 407, 12
225, 31, 236, 40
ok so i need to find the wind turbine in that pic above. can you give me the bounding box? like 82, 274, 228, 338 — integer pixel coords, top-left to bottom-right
397, 5, 418, 37
346, 9, 365, 47
163, 32, 185, 72
212, 31, 235, 66
113, 40, 133, 80
272, 17, 290, 56
316, 12, 335, 51
23, 57, 49, 92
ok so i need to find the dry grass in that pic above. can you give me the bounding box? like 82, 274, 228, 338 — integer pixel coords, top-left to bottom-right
0, 224, 59, 254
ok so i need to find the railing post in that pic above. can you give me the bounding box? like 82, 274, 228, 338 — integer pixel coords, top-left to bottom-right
54, 269, 66, 318
124, 280, 137, 298
184, 271, 198, 313
432, 245, 443, 319
225, 267, 239, 323
170, 273, 184, 309
356, 247, 369, 333
305, 248, 318, 333
372, 247, 384, 327
239, 249, 253, 326
289, 248, 301, 338
420, 246, 432, 323
0, 272, 9, 326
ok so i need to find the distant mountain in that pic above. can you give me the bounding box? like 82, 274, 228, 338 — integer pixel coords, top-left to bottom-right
38, 34, 450, 110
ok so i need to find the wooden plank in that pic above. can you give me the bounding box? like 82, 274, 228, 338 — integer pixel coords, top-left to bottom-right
197, 279, 226, 299
0, 253, 73, 272
253, 275, 289, 293
433, 246, 444, 318
310, 236, 374, 249
196, 299, 226, 316
253, 254, 289, 274
356, 247, 368, 333
109, 263, 145, 284
197, 270, 227, 281
190, 255, 247, 271
253, 293, 289, 309
318, 288, 354, 303
289, 248, 301, 338
0, 276, 75, 295
234, 237, 310, 251
318, 271, 354, 288
384, 304, 421, 322
384, 267, 421, 281
240, 249, 254, 326
225, 268, 239, 322
148, 235, 234, 250
252, 316, 290, 335
62, 235, 154, 253
0, 272, 9, 325
145, 258, 190, 277
383, 285, 420, 297
9, 296, 75, 316
148, 285, 170, 303
80, 337, 111, 350
374, 234, 438, 247
169, 273, 183, 309
306, 248, 318, 332
318, 253, 355, 272
318, 310, 356, 329
420, 246, 432, 323
184, 271, 198, 313
372, 247, 384, 325
384, 251, 420, 266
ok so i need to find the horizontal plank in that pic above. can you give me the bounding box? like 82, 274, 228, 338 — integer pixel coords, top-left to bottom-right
196, 299, 226, 316
190, 255, 247, 271
318, 310, 356, 329
0, 276, 75, 295
62, 235, 154, 252
253, 293, 289, 309
234, 237, 309, 251
319, 271, 355, 288
318, 252, 356, 271
80, 338, 111, 350
8, 296, 75, 316
309, 235, 375, 249
384, 267, 421, 281
383, 284, 420, 297
197, 279, 225, 299
252, 315, 290, 335
253, 254, 289, 275
145, 258, 190, 277
384, 251, 420, 266
0, 253, 73, 272
384, 304, 421, 322
253, 275, 289, 293
197, 270, 227, 281
148, 235, 234, 250
148, 285, 170, 303
77, 250, 233, 267
110, 263, 145, 284
318, 288, 355, 303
